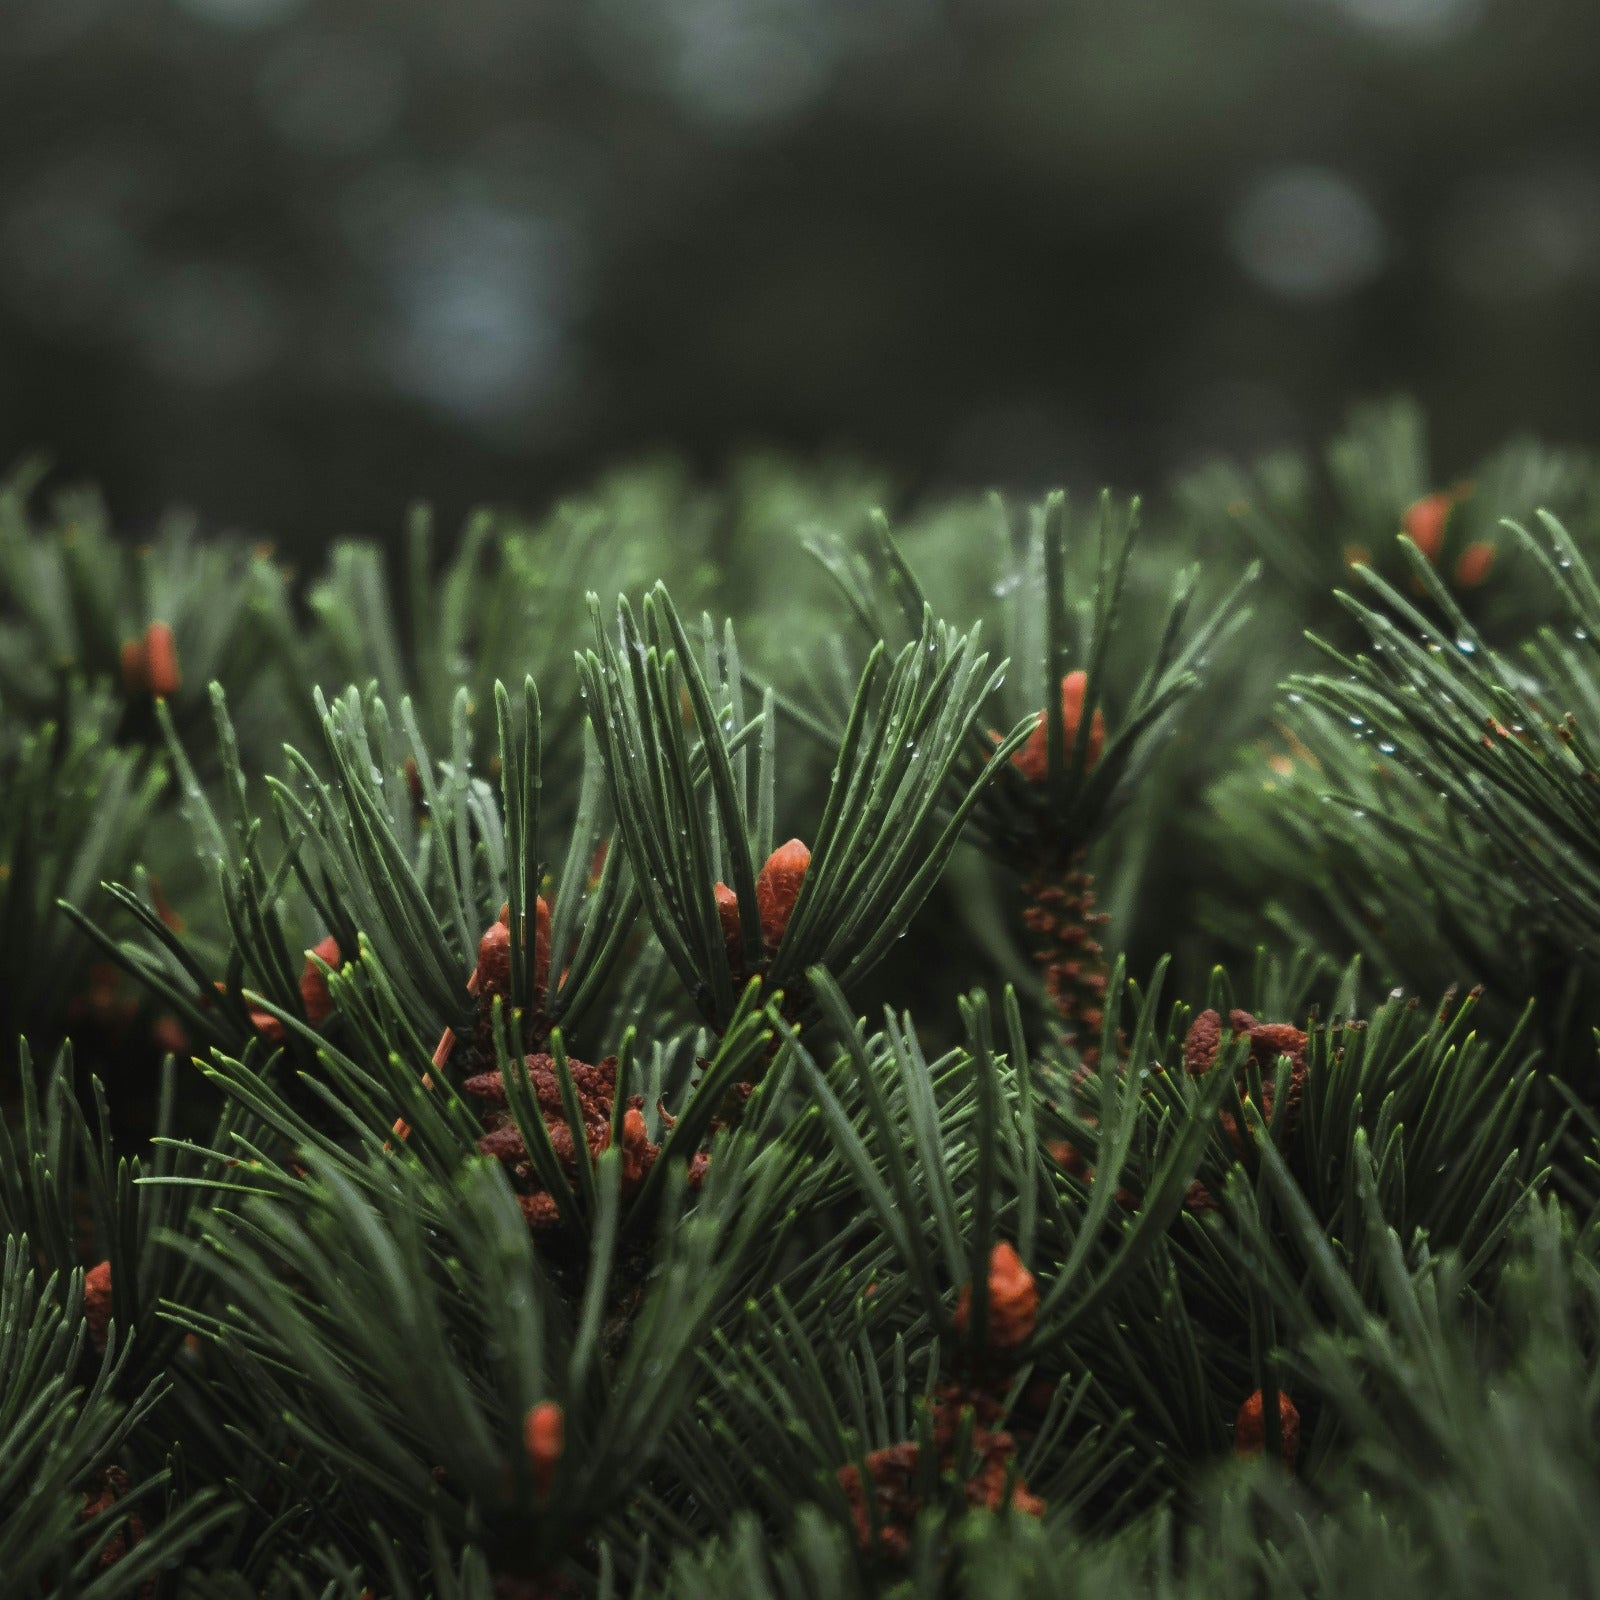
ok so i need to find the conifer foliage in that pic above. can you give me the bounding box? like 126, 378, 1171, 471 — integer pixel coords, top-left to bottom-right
4, 403, 1600, 1596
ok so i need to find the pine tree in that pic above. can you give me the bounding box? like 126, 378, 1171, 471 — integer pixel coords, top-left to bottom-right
4, 401, 1600, 1597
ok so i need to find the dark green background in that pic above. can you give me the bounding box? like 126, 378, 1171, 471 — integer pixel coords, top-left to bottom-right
3, 0, 1599, 548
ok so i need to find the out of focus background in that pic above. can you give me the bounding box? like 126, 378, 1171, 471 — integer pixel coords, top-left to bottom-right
3, 0, 1599, 550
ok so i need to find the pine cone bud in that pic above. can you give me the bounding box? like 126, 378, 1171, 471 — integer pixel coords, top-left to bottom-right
1454, 539, 1495, 589
713, 882, 743, 971
1184, 1007, 1308, 1148
471, 898, 552, 1002
143, 621, 180, 699
1011, 670, 1106, 783
1234, 1388, 1299, 1471
620, 1107, 651, 1186
81, 1465, 148, 1586
244, 985, 287, 1043
84, 1259, 113, 1352
1402, 491, 1453, 563
120, 620, 182, 699
523, 1400, 564, 1499
1183, 1008, 1223, 1074
472, 915, 512, 1000
298, 936, 342, 1029
533, 894, 551, 999
952, 1241, 1038, 1350
756, 839, 810, 949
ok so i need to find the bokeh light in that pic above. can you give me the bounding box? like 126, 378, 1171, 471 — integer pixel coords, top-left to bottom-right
0, 0, 1597, 547
174, 0, 310, 30
1230, 168, 1388, 302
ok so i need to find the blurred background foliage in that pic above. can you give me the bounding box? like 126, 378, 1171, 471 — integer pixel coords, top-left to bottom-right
4, 0, 1600, 550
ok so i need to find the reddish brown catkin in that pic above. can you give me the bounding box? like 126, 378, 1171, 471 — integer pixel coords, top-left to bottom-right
1021, 848, 1111, 1065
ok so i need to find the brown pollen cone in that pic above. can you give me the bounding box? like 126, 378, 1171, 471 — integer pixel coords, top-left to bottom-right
952, 1242, 1038, 1350
1402, 483, 1475, 591
713, 881, 744, 973
756, 839, 810, 949
836, 1386, 1044, 1562
1235, 1388, 1300, 1471
473, 912, 513, 999
472, 896, 554, 1007
121, 622, 181, 699
533, 894, 552, 997
84, 1259, 113, 1352
1182, 1009, 1223, 1074
1011, 670, 1106, 783
619, 1107, 653, 1185
465, 1053, 707, 1230
1183, 1007, 1308, 1150
1021, 848, 1111, 1066
237, 937, 344, 1042
1402, 491, 1453, 563
81, 1466, 150, 1594
523, 1401, 564, 1499
1455, 539, 1495, 588
247, 1000, 286, 1042
143, 621, 180, 698
298, 936, 342, 1028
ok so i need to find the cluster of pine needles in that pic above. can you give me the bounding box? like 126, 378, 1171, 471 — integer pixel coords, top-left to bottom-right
4, 399, 1600, 1598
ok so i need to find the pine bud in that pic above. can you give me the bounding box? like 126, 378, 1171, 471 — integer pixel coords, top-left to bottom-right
471, 898, 552, 1001
1402, 491, 1453, 563
1182, 1008, 1223, 1074
1234, 1388, 1299, 1471
143, 621, 180, 698
620, 1106, 651, 1185
1012, 670, 1106, 783
80, 1465, 147, 1580
713, 882, 743, 970
523, 1400, 564, 1499
472, 911, 512, 1000
84, 1259, 113, 1352
242, 985, 287, 1043
1454, 539, 1495, 589
1183, 1007, 1308, 1148
756, 839, 810, 949
298, 936, 342, 1029
952, 1241, 1038, 1350
533, 894, 551, 999
122, 622, 181, 698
